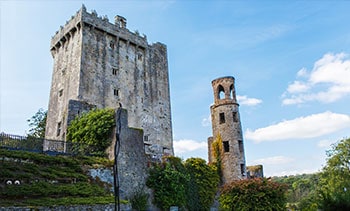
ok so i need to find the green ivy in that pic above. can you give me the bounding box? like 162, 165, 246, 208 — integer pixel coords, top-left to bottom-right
146, 157, 189, 210
147, 156, 220, 210
184, 158, 220, 210
66, 108, 115, 157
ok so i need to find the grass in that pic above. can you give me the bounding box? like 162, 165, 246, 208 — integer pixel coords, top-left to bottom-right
0, 148, 116, 207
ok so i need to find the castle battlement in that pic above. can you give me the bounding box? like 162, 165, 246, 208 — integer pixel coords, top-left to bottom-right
50, 5, 149, 55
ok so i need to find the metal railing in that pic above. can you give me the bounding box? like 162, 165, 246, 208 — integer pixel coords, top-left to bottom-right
0, 132, 77, 156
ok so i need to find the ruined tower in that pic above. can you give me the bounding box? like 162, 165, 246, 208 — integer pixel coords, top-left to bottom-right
208, 76, 246, 184
45, 6, 173, 156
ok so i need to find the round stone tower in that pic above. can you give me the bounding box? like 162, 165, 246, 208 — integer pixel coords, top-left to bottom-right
208, 76, 246, 184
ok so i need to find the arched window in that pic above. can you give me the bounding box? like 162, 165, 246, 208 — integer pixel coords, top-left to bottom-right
229, 84, 234, 99
218, 85, 225, 99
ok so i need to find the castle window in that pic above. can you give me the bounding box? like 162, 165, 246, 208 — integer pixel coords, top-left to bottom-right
112, 67, 118, 75
223, 141, 229, 152
114, 89, 119, 96
233, 112, 238, 122
59, 89, 63, 97
219, 112, 225, 124
144, 135, 149, 142
240, 164, 246, 176
238, 140, 243, 153
56, 122, 62, 137
218, 85, 225, 99
137, 53, 143, 61
229, 84, 234, 99
109, 41, 114, 49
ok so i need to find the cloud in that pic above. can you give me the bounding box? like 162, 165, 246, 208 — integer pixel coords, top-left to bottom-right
201, 115, 211, 127
245, 111, 350, 143
270, 168, 320, 177
283, 52, 350, 105
251, 156, 294, 165
173, 139, 207, 154
237, 95, 262, 106
317, 139, 336, 148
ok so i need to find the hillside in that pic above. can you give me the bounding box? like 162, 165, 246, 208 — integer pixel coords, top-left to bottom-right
0, 149, 118, 207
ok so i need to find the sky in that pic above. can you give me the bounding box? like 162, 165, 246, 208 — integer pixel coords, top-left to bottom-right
1, 0, 350, 177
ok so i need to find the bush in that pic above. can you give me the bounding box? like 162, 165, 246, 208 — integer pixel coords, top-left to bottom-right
219, 178, 288, 210
146, 157, 189, 210
66, 108, 115, 157
184, 158, 220, 210
147, 157, 220, 210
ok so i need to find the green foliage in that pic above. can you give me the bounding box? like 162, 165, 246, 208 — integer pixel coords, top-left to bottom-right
130, 188, 149, 211
211, 134, 223, 182
273, 173, 319, 210
317, 137, 350, 211
184, 158, 220, 210
0, 149, 114, 207
147, 156, 189, 210
219, 178, 288, 210
66, 108, 115, 157
27, 108, 47, 138
147, 156, 220, 210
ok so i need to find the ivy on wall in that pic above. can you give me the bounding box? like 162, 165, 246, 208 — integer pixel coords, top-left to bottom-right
147, 156, 220, 210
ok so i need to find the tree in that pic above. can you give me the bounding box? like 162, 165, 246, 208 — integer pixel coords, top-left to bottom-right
317, 137, 350, 210
27, 108, 47, 138
66, 108, 115, 156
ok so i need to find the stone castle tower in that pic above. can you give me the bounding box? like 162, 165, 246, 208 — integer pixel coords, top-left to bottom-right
45, 5, 173, 156
208, 76, 247, 184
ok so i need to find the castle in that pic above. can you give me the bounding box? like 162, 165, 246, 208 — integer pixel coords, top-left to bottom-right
208, 76, 247, 183
43, 5, 261, 201
44, 5, 173, 158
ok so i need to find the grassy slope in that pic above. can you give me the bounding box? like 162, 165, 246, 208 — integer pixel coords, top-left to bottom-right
0, 149, 122, 207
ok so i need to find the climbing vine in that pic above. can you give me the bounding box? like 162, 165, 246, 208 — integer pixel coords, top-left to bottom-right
212, 133, 223, 181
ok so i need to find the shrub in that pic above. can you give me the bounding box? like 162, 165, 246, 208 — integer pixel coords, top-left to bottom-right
220, 178, 288, 210
184, 158, 220, 210
66, 108, 115, 157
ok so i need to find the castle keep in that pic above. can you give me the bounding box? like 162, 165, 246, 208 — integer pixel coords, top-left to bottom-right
45, 6, 173, 156
208, 76, 247, 184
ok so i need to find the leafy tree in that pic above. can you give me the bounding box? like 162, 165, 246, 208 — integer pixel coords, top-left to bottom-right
317, 137, 350, 211
219, 178, 288, 210
273, 173, 319, 210
66, 108, 115, 156
184, 158, 220, 210
27, 108, 47, 138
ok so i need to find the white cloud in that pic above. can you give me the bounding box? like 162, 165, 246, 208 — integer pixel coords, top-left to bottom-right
201, 115, 211, 127
287, 81, 310, 93
269, 168, 320, 177
237, 95, 262, 106
251, 156, 294, 165
173, 139, 207, 154
317, 139, 336, 148
245, 111, 350, 143
283, 52, 350, 105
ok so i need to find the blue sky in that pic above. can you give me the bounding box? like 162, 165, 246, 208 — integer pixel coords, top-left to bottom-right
1, 1, 350, 176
